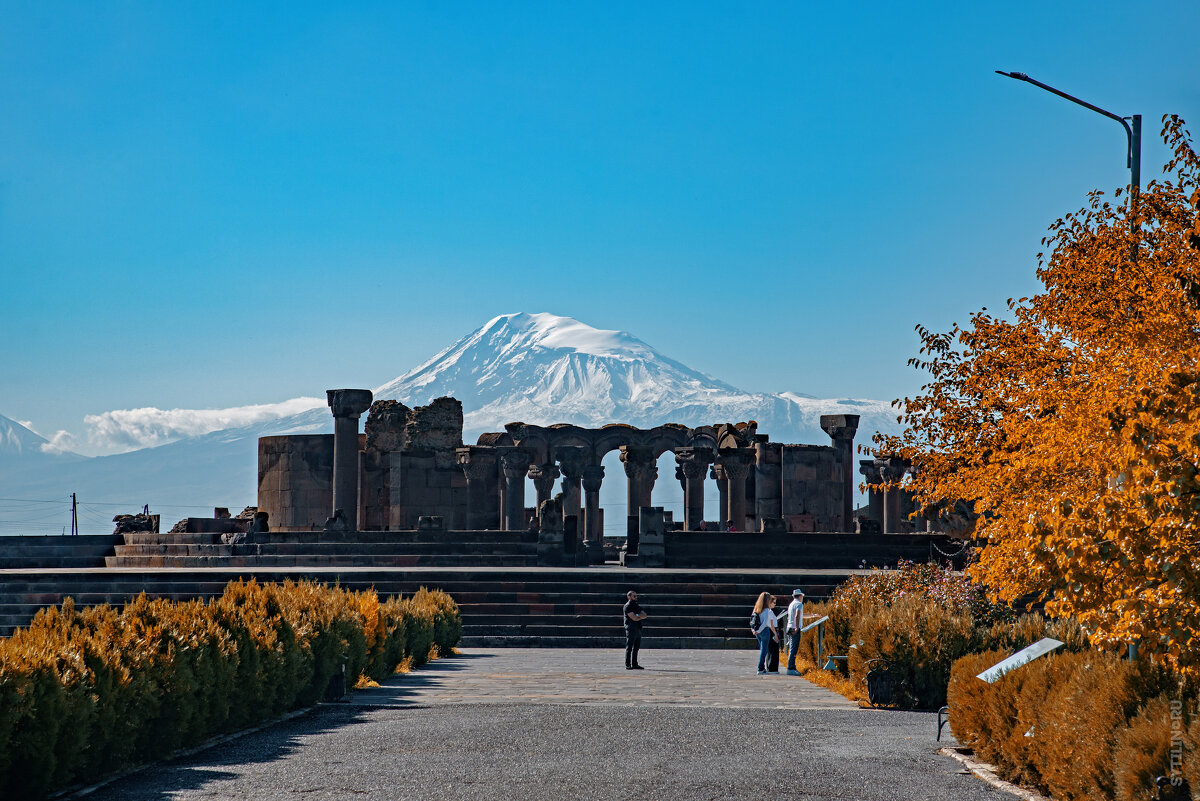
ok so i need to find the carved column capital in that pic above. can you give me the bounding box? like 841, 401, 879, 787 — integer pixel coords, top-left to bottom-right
874, 456, 909, 484
859, 459, 883, 485
675, 446, 715, 480
528, 462, 560, 501
581, 464, 605, 493
498, 448, 533, 480
456, 446, 497, 481
527, 462, 561, 482
721, 460, 752, 483
715, 448, 754, 482
820, 414, 861, 442
327, 388, 374, 419
554, 446, 588, 481
620, 445, 658, 482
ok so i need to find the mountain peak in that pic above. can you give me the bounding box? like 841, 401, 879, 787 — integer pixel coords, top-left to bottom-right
475, 312, 655, 360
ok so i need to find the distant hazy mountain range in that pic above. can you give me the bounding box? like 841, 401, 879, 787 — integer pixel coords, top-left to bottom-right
0, 313, 898, 531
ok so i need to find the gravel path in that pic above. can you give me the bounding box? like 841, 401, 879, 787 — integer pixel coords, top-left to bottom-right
80, 649, 1007, 801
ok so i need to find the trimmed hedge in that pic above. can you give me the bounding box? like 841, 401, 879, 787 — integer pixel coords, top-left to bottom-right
947, 650, 1197, 801
795, 561, 1089, 709
0, 580, 460, 800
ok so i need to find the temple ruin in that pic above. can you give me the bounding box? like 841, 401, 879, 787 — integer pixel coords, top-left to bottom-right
257, 389, 927, 566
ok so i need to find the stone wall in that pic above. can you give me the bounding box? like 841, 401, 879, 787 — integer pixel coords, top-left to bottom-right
258, 435, 335, 531
780, 445, 843, 532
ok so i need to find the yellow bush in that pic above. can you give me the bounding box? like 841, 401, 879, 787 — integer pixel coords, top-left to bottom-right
946, 649, 1194, 801
0, 579, 461, 800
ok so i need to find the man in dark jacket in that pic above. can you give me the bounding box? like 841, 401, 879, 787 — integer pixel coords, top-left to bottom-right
623, 590, 648, 670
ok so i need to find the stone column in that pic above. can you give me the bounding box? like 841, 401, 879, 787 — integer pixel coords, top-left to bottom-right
820, 414, 860, 533
858, 459, 884, 528
875, 456, 908, 533
528, 462, 560, 522
498, 448, 532, 531
326, 389, 373, 530
711, 463, 727, 527
754, 441, 783, 525
675, 446, 714, 531
581, 464, 606, 564
619, 445, 657, 528
456, 446, 498, 530
555, 447, 586, 525
718, 449, 754, 532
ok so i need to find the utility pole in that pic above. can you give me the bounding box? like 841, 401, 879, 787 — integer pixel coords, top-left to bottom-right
71, 492, 78, 536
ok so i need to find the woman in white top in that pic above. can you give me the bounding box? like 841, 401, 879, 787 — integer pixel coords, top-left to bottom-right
751, 592, 780, 675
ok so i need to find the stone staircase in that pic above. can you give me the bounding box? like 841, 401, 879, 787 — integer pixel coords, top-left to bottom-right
0, 566, 854, 647
105, 529, 540, 569
0, 535, 122, 569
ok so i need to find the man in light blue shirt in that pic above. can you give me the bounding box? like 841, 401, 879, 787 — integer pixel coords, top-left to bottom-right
784, 589, 816, 675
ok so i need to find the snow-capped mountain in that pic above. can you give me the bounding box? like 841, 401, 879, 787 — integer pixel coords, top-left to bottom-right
370, 312, 897, 445
0, 313, 900, 530
0, 414, 84, 465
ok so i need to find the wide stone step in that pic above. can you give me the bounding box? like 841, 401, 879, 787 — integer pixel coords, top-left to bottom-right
0, 556, 112, 569
112, 542, 538, 557
459, 635, 759, 649
458, 613, 769, 626
462, 623, 755, 637
120, 530, 538, 546
104, 554, 540, 569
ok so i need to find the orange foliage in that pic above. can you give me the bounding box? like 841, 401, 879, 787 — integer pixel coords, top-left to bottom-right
876, 116, 1200, 674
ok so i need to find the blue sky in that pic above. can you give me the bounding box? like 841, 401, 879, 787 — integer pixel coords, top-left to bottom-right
2, 1, 1198, 453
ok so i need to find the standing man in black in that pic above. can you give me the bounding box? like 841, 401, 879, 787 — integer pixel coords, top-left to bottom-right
623, 590, 648, 670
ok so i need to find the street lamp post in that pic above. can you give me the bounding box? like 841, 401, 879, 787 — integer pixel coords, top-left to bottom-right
999, 72, 1143, 661
996, 71, 1141, 255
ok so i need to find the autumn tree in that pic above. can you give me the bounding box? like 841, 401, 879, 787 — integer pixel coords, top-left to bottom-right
876, 116, 1200, 674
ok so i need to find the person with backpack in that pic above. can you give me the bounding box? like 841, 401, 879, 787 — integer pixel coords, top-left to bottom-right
750, 592, 782, 675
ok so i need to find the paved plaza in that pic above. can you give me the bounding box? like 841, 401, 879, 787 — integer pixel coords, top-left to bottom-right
81, 649, 1007, 801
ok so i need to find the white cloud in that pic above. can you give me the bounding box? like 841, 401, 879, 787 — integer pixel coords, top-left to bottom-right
83, 397, 326, 453
40, 430, 80, 454
16, 420, 37, 433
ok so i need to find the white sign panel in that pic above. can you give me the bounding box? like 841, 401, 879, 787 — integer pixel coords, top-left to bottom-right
976, 638, 1065, 684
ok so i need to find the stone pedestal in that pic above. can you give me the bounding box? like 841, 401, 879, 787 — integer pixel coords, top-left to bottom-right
821, 414, 860, 533
326, 389, 373, 530
536, 495, 566, 566
621, 506, 665, 568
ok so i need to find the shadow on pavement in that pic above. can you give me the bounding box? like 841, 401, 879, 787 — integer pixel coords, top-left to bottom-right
85, 653, 491, 800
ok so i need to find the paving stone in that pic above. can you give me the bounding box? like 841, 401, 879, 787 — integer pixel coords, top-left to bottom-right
80, 648, 1005, 801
